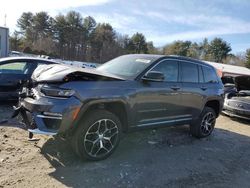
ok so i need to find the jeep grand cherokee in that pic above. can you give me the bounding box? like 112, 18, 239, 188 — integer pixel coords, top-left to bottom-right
16, 54, 224, 160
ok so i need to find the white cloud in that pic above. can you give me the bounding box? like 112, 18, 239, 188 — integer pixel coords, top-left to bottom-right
90, 13, 137, 31
139, 12, 250, 46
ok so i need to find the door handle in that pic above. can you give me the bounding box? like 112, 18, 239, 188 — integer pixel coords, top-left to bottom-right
171, 86, 180, 91
201, 86, 207, 91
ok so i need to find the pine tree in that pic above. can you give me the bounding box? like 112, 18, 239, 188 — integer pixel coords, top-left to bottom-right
246, 49, 250, 68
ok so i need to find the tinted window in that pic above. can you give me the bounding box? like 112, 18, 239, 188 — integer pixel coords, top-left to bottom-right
0, 62, 29, 74
202, 66, 218, 83
151, 60, 178, 82
181, 62, 199, 83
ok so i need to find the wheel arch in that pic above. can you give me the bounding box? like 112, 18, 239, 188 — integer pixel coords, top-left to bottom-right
204, 100, 221, 117
73, 99, 129, 133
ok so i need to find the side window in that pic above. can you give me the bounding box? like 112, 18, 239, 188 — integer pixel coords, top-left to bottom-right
0, 62, 29, 74
181, 62, 199, 83
202, 66, 219, 83
151, 60, 178, 82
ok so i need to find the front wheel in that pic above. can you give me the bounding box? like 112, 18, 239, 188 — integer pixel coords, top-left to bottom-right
72, 109, 122, 161
190, 107, 216, 138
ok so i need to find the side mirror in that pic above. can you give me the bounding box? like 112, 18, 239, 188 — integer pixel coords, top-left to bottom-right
142, 71, 164, 82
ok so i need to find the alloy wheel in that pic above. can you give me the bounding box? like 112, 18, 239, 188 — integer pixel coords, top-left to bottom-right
84, 119, 119, 158
200, 112, 215, 135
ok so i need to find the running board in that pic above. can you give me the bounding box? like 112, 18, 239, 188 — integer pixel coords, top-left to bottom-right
28, 128, 57, 136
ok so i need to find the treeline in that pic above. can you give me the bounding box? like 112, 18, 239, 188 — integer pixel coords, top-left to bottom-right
9, 11, 250, 67
10, 11, 150, 63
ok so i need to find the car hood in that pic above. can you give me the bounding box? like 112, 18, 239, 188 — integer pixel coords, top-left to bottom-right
32, 64, 125, 83
234, 76, 250, 91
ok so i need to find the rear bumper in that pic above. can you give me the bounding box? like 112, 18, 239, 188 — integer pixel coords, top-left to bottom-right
20, 96, 82, 135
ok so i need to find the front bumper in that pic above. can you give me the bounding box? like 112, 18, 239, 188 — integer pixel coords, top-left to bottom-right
18, 96, 82, 135
222, 102, 250, 120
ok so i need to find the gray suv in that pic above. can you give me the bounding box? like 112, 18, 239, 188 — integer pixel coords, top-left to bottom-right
16, 54, 224, 160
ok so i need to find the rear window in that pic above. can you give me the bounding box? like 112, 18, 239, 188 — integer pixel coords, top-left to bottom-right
202, 66, 219, 83
181, 62, 199, 83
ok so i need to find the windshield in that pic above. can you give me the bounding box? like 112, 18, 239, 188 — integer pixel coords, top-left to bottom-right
97, 55, 154, 79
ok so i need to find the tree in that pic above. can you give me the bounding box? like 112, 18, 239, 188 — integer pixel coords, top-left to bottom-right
83, 16, 96, 60
9, 31, 23, 51
207, 38, 231, 62
14, 11, 156, 61
53, 14, 67, 58
199, 38, 210, 60
33, 12, 52, 40
163, 40, 191, 56
246, 49, 250, 68
16, 12, 34, 44
147, 41, 159, 54
17, 12, 33, 34
127, 33, 148, 54
187, 42, 202, 59
90, 23, 117, 62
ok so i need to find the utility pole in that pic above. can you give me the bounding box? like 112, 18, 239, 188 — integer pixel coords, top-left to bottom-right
4, 14, 7, 27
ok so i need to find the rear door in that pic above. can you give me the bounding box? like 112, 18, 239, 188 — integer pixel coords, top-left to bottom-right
201, 65, 221, 99
180, 61, 204, 118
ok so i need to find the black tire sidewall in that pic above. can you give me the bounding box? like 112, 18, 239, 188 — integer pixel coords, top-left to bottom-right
73, 109, 122, 161
191, 107, 216, 138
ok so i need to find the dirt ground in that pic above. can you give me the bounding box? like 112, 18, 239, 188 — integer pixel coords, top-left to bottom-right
0, 105, 250, 188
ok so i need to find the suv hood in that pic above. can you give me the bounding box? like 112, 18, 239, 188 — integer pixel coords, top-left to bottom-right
32, 64, 125, 83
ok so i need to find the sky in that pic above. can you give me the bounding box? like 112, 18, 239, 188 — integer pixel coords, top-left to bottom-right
0, 0, 250, 53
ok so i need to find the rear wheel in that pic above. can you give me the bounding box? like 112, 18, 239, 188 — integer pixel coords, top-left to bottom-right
190, 107, 216, 138
72, 109, 122, 161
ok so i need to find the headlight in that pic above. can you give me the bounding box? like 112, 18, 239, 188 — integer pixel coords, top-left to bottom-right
41, 85, 75, 98
58, 89, 75, 97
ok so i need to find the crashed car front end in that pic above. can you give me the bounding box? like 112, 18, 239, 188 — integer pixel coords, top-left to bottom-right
223, 94, 250, 120
222, 76, 250, 120
14, 64, 124, 137
18, 86, 82, 135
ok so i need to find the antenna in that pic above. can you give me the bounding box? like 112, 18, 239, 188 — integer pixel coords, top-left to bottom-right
4, 14, 6, 27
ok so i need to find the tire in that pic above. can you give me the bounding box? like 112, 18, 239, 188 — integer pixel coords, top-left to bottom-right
71, 109, 122, 161
190, 107, 216, 138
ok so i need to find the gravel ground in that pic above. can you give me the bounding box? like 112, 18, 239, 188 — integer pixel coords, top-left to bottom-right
0, 105, 250, 188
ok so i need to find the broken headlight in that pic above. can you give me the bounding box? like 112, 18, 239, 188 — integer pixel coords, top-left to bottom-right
41, 85, 75, 98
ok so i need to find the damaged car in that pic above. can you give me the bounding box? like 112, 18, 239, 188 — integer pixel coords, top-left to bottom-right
222, 75, 250, 120
0, 57, 59, 100
14, 54, 224, 161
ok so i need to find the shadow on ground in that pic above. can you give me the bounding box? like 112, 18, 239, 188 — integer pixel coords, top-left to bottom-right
40, 125, 250, 188
220, 113, 250, 125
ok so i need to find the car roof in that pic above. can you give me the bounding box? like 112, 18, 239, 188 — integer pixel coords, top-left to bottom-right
0, 56, 59, 64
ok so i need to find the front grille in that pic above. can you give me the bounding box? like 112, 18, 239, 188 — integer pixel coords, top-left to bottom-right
227, 100, 250, 110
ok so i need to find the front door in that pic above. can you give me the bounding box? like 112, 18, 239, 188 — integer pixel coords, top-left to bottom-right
134, 59, 184, 127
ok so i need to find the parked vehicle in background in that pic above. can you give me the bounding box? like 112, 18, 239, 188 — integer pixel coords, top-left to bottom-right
0, 57, 59, 100
221, 76, 237, 94
15, 54, 224, 160
222, 75, 250, 120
